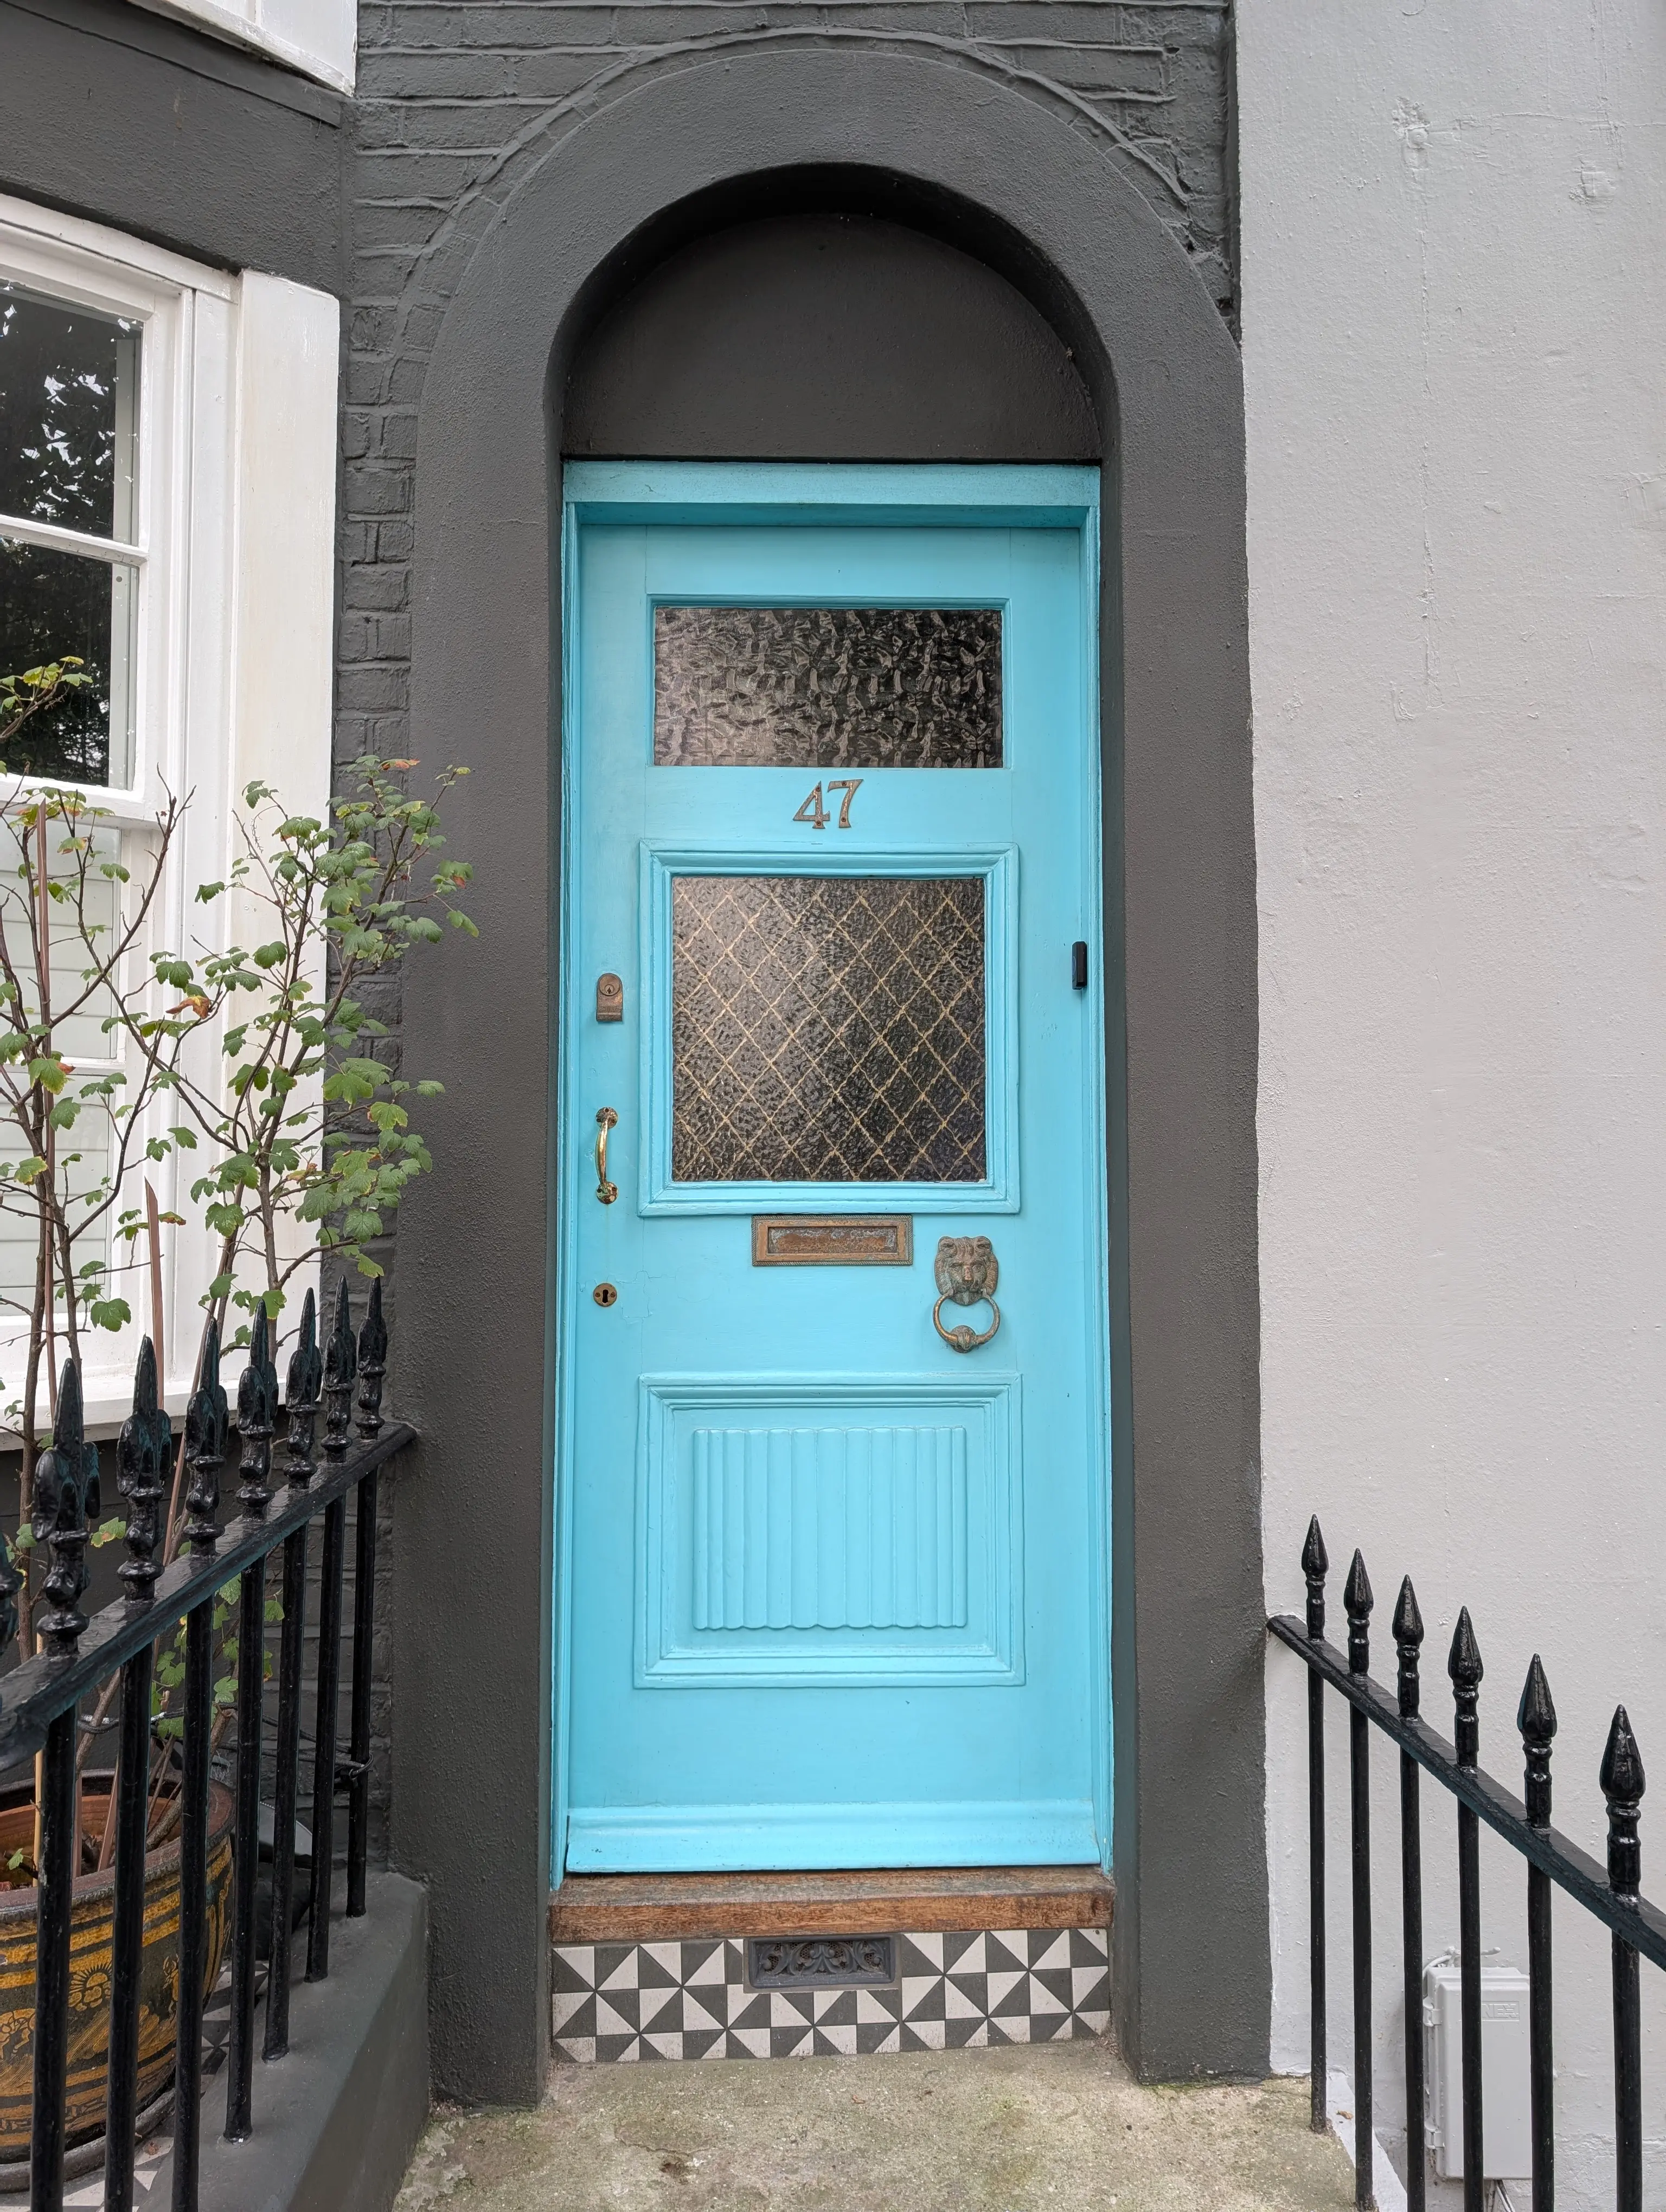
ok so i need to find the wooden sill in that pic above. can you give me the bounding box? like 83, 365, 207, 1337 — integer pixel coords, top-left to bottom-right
549, 1865, 1114, 1944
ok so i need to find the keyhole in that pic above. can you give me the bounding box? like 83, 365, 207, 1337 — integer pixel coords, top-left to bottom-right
593, 1282, 618, 1308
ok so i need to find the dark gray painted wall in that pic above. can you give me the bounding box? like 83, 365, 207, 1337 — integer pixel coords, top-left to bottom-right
387, 43, 1263, 2102
566, 213, 1098, 460
0, 0, 347, 294
341, 20, 1237, 2101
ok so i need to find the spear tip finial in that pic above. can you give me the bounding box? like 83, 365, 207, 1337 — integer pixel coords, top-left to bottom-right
1344, 1548, 1374, 1620
1517, 1654, 1558, 1745
1601, 1704, 1646, 1806
1392, 1574, 1424, 1646
1447, 1605, 1483, 1689
1301, 1515, 1328, 1578
133, 1333, 158, 1415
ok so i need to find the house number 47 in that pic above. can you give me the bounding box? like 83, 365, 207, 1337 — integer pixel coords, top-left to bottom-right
793, 779, 862, 829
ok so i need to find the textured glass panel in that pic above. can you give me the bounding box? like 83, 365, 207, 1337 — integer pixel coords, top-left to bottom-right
655, 607, 1001, 768
672, 875, 986, 1184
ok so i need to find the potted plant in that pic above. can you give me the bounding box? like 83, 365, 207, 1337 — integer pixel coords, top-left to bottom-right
0, 659, 472, 2174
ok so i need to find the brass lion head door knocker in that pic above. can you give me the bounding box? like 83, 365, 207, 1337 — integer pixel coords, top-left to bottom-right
932, 1235, 1001, 1354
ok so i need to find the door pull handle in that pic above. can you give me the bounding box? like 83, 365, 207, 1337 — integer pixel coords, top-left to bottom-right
594, 1108, 619, 1204
932, 1236, 1001, 1354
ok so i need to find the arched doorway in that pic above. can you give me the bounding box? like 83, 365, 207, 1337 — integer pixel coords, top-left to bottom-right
395, 50, 1261, 2097
556, 211, 1111, 1899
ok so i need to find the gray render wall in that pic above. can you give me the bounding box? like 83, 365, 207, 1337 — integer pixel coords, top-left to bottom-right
340, 0, 1236, 1860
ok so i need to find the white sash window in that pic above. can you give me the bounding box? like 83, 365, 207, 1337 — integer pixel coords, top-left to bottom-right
0, 195, 338, 1424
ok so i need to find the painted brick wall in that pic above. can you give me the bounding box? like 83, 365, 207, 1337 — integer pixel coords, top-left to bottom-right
339, 0, 1235, 1852
338, 0, 1236, 782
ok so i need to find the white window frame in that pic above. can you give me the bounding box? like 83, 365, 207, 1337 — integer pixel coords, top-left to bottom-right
0, 203, 231, 826
0, 192, 337, 1429
125, 0, 356, 96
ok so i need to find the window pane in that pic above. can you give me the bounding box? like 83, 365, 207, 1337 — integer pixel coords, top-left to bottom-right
0, 1102, 113, 1324
0, 537, 136, 785
655, 607, 1002, 768
0, 819, 123, 1060
0, 285, 140, 540
671, 874, 987, 1184
0, 818, 123, 1317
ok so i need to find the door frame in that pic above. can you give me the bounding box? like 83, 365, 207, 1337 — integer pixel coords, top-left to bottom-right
553, 460, 1112, 1883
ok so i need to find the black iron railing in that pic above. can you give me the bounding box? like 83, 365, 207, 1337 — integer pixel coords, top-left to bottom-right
1271, 1519, 1662, 2212
1, 1279, 411, 2212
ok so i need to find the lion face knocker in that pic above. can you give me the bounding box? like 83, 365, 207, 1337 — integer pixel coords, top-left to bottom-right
932, 1236, 1001, 1354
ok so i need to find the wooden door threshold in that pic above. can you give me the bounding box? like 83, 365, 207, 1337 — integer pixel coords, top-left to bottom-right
549, 1864, 1114, 1943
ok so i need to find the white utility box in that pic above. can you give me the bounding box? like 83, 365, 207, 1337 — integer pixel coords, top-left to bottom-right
1423, 1958, 1532, 2182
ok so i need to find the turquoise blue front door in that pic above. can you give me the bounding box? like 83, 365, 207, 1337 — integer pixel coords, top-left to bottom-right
558, 465, 1110, 1874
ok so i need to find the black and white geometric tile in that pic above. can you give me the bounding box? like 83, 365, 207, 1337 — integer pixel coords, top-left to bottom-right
552, 1927, 1110, 2063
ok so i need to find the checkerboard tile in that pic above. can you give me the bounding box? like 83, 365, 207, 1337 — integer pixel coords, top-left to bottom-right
552, 1927, 1110, 2062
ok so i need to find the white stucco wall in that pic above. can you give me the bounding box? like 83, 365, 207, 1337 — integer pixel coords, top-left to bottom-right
1240, 0, 1666, 2196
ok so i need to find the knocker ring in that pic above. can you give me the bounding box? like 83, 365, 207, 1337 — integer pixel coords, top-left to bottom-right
932, 1293, 1001, 1355
932, 1234, 1001, 1354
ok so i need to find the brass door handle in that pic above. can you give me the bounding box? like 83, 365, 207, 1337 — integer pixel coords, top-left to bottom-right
594, 1107, 618, 1204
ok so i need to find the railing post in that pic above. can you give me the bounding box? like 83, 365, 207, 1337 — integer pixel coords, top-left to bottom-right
1303, 1516, 1329, 2135
307, 1283, 357, 1980
1448, 1607, 1485, 2212
106, 1338, 170, 2212
346, 1279, 386, 1918
30, 1357, 95, 2212
1344, 1552, 1375, 2211
266, 1290, 321, 2062
1517, 1655, 1556, 2212
173, 1322, 226, 2212
1601, 1705, 1644, 2212
30, 1707, 76, 2212
1393, 1577, 1426, 2212
226, 1307, 278, 2143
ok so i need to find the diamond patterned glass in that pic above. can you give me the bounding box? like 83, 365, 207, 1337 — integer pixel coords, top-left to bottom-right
671, 875, 986, 1184
654, 607, 1002, 768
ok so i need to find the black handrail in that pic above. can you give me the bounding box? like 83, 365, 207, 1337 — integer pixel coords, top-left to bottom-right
1272, 1517, 1658, 2212
3, 1280, 406, 2212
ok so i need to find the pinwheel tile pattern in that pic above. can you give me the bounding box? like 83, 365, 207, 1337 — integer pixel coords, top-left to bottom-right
552, 1926, 1109, 2063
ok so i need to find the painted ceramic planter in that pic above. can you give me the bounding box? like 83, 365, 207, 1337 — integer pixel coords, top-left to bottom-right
0, 1776, 234, 2158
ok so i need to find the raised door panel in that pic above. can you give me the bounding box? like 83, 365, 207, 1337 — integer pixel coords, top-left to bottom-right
639, 1376, 1021, 1687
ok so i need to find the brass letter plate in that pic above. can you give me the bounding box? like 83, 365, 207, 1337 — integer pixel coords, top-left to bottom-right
752, 1215, 914, 1266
